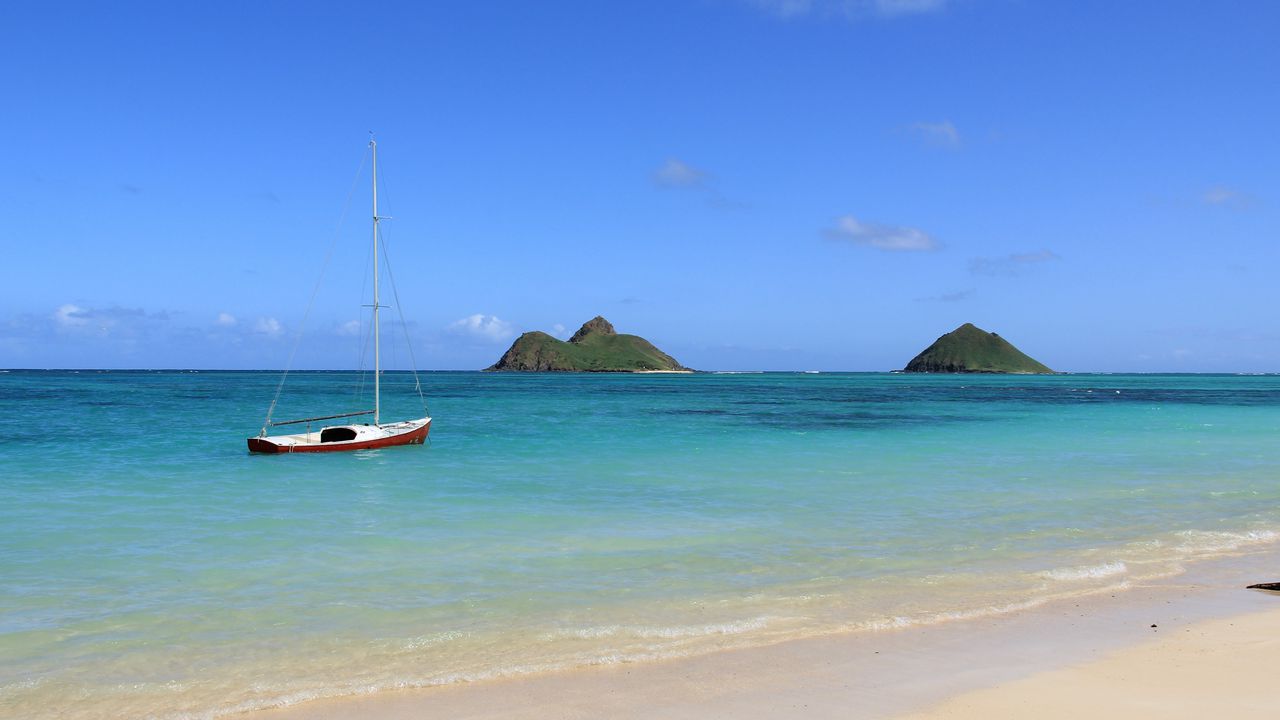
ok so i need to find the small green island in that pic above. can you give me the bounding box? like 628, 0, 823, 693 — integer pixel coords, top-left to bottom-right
486, 316, 691, 372
903, 322, 1054, 374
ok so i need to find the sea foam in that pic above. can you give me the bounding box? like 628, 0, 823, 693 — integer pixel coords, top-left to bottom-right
1038, 561, 1128, 582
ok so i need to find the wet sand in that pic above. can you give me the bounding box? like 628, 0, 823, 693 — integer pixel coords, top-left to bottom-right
899, 603, 1280, 719
254, 550, 1280, 720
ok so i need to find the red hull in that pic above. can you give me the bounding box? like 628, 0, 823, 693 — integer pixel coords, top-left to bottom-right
247, 419, 430, 454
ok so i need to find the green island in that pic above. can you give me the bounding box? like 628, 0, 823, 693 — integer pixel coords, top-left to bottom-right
903, 322, 1054, 374
485, 316, 691, 372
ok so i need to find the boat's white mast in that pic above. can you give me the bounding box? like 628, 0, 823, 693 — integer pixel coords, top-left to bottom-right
371, 137, 381, 426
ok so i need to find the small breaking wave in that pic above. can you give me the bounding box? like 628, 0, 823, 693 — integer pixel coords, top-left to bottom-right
1173, 529, 1280, 555
850, 581, 1134, 635
398, 630, 467, 650
1038, 561, 1128, 582
543, 616, 771, 641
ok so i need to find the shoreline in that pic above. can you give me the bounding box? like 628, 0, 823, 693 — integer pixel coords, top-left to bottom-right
898, 603, 1280, 719
254, 547, 1280, 720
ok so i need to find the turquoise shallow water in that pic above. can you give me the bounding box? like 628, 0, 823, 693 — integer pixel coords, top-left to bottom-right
3, 370, 1280, 718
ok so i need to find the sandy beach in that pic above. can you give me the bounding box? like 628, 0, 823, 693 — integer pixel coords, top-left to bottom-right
899, 604, 1280, 719
256, 552, 1280, 720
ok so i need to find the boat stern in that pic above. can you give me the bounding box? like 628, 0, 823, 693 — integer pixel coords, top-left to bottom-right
247, 436, 287, 454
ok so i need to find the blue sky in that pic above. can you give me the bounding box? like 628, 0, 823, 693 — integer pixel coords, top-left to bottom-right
2, 0, 1276, 371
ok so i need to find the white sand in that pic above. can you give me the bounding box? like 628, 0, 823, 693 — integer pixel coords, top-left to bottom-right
898, 605, 1280, 719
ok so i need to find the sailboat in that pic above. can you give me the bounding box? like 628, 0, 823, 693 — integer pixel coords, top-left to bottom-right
247, 139, 432, 454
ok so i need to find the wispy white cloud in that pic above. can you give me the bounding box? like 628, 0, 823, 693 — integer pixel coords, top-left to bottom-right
970, 249, 1060, 276
7, 304, 367, 367
253, 317, 283, 338
54, 304, 90, 328
825, 214, 940, 252
335, 320, 361, 337
52, 304, 158, 336
751, 0, 813, 18
449, 314, 516, 343
907, 120, 961, 148
874, 0, 946, 16
749, 0, 947, 20
1201, 185, 1253, 209
653, 158, 707, 188
652, 158, 744, 209
552, 323, 567, 339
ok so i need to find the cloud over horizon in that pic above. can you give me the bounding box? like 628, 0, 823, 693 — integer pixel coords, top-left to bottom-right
3, 303, 424, 368
54, 304, 90, 329
825, 215, 940, 252
253, 317, 283, 338
5, 303, 198, 366
448, 314, 516, 343
52, 304, 166, 337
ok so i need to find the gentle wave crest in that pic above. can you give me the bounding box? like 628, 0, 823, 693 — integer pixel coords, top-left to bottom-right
1173, 529, 1280, 555
543, 617, 772, 641
1038, 561, 1129, 582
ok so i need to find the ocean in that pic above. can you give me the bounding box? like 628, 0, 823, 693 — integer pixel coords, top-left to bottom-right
2, 370, 1279, 719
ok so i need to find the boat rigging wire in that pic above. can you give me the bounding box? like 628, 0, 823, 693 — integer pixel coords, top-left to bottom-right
364, 160, 431, 420
260, 149, 368, 434
376, 207, 431, 419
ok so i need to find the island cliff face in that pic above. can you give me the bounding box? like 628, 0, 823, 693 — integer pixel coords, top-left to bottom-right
486, 316, 690, 372
904, 323, 1053, 374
